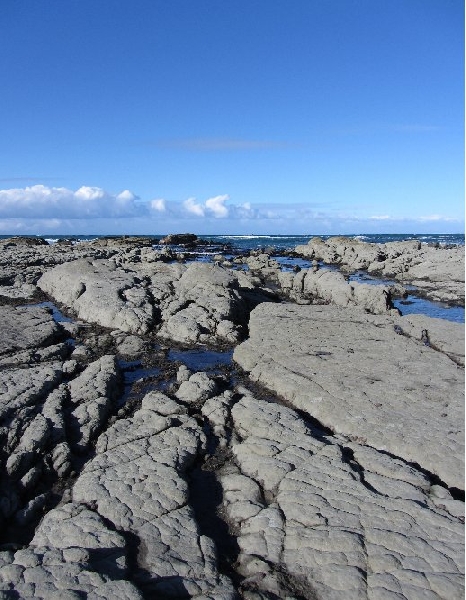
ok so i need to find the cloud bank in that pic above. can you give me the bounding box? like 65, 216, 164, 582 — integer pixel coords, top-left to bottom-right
0, 185, 144, 219
0, 184, 462, 235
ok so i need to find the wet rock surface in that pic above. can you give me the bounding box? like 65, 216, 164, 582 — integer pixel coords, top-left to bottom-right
0, 237, 464, 599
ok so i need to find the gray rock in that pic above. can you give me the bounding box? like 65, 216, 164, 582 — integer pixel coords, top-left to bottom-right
6, 414, 51, 478
159, 233, 198, 245
14, 492, 49, 526
158, 262, 248, 344
295, 236, 465, 305
38, 258, 266, 344
71, 391, 236, 598
234, 303, 464, 489
50, 441, 72, 477
397, 313, 465, 366
112, 333, 148, 356
38, 259, 156, 334
201, 390, 236, 447
68, 355, 121, 452
221, 392, 464, 600
176, 364, 191, 383
0, 503, 143, 599
176, 371, 219, 404
277, 267, 397, 314
0, 306, 64, 359
0, 238, 116, 296
246, 253, 280, 275
0, 363, 64, 422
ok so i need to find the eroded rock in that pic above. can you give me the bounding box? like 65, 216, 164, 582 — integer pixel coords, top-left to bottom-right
39, 259, 275, 344
71, 390, 236, 598
233, 303, 464, 489
295, 236, 465, 305
219, 392, 464, 600
277, 267, 397, 314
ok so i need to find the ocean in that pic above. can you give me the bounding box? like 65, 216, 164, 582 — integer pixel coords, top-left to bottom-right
2, 232, 463, 250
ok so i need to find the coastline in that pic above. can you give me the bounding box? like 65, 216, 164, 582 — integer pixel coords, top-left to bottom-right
0, 233, 464, 599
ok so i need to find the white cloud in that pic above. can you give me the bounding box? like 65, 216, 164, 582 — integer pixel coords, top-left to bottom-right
151, 198, 166, 212
116, 189, 137, 202
183, 197, 205, 217
418, 214, 456, 222
205, 194, 229, 218
75, 186, 107, 201
0, 185, 144, 219
182, 194, 230, 218
0, 184, 462, 235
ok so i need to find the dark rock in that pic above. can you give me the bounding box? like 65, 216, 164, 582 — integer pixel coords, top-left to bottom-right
159, 233, 198, 246
0, 236, 49, 246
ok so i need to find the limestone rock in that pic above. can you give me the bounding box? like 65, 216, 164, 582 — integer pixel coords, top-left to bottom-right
71, 391, 236, 598
176, 371, 219, 404
220, 392, 464, 600
38, 259, 156, 334
277, 267, 397, 314
295, 236, 465, 304
68, 355, 121, 452
38, 259, 270, 344
233, 303, 464, 489
0, 503, 143, 599
0, 306, 64, 359
158, 262, 247, 344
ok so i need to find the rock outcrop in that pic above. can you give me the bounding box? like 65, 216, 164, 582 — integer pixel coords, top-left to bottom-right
295, 236, 465, 305
218, 391, 464, 599
38, 260, 276, 344
233, 302, 464, 489
0, 237, 463, 600
277, 266, 398, 314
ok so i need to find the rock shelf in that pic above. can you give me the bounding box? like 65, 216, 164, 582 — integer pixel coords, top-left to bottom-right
295, 236, 465, 306
0, 236, 463, 599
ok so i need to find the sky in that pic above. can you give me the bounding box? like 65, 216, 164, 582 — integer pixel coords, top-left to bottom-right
0, 0, 464, 235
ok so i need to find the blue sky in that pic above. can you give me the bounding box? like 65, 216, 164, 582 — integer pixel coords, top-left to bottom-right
0, 0, 463, 235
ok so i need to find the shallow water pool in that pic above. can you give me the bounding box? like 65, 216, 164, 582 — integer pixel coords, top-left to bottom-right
168, 348, 234, 371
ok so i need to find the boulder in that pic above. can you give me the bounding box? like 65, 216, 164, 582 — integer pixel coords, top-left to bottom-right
38, 259, 157, 334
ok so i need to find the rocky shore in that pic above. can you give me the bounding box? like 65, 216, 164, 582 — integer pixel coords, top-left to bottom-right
294, 236, 465, 306
0, 235, 464, 599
